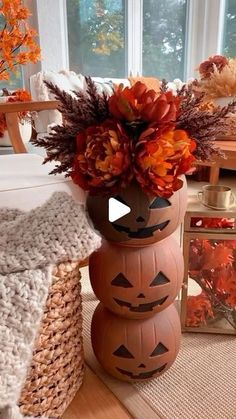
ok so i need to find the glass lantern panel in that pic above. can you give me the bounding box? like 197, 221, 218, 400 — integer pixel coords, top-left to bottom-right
190, 217, 236, 230
186, 237, 236, 332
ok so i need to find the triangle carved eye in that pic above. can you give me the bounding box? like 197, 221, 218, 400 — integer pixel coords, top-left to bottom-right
113, 345, 134, 358
150, 343, 168, 357
150, 272, 170, 286
111, 273, 133, 288
149, 197, 171, 209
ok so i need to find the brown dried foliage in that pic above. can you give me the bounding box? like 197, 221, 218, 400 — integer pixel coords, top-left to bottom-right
176, 84, 236, 161
31, 77, 110, 175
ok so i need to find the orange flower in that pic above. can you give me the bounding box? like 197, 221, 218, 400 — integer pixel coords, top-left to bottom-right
141, 91, 181, 124
108, 81, 180, 124
198, 55, 228, 79
134, 128, 195, 197
71, 120, 132, 194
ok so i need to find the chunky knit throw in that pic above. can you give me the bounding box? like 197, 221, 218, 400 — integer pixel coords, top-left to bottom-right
0, 192, 101, 419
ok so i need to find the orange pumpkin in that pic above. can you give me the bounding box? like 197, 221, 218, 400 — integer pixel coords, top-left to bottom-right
89, 238, 183, 319
87, 179, 187, 246
91, 303, 181, 382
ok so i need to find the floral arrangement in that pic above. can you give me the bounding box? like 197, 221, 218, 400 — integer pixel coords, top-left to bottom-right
32, 78, 236, 197
186, 233, 236, 329
0, 0, 40, 81
193, 54, 236, 98
0, 88, 32, 137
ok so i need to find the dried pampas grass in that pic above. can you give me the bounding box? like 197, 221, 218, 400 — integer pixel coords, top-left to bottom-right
195, 59, 236, 98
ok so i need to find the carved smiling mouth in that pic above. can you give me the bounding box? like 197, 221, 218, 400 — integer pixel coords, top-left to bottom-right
117, 363, 167, 379
113, 296, 168, 312
112, 221, 170, 238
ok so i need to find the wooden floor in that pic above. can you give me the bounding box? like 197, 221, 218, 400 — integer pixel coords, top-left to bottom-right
62, 365, 132, 419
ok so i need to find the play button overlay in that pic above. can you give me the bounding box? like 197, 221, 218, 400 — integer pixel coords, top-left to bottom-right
108, 197, 131, 222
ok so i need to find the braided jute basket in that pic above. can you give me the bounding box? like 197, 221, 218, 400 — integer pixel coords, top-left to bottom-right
19, 261, 84, 418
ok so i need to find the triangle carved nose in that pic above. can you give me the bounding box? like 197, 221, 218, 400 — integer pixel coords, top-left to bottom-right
138, 363, 146, 368
137, 293, 145, 298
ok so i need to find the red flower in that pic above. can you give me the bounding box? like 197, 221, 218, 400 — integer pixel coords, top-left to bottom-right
71, 120, 132, 194
134, 128, 195, 197
199, 55, 229, 79
108, 81, 180, 125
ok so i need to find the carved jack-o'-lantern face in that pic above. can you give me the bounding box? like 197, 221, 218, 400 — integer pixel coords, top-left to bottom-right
87, 179, 187, 246
91, 303, 181, 381
89, 238, 183, 319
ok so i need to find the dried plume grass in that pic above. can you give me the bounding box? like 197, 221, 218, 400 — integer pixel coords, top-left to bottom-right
194, 59, 236, 98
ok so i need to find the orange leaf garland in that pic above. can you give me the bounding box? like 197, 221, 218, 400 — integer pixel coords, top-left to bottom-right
0, 0, 40, 80
186, 293, 214, 327
187, 237, 236, 328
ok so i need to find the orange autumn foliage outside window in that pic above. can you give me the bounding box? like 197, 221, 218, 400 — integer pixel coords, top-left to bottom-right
0, 88, 32, 137
0, 0, 40, 81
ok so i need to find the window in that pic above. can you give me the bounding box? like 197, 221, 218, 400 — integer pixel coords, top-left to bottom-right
0, 70, 23, 92
143, 0, 187, 80
222, 0, 236, 57
66, 0, 126, 77
37, 0, 232, 82
66, 0, 187, 79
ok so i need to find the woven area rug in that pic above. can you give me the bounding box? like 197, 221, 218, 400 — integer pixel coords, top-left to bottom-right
81, 267, 236, 419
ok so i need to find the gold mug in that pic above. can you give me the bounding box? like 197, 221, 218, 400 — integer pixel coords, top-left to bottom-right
198, 185, 235, 210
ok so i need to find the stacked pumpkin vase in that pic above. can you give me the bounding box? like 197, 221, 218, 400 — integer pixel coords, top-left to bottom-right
88, 179, 187, 382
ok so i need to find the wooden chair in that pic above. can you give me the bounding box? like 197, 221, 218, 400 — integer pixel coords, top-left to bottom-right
0, 100, 59, 153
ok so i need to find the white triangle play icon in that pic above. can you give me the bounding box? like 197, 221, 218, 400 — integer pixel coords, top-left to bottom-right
108, 197, 131, 222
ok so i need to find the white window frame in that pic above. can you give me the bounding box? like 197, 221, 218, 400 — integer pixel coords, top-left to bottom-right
126, 0, 143, 76
27, 0, 227, 83
24, 0, 69, 88
186, 0, 226, 80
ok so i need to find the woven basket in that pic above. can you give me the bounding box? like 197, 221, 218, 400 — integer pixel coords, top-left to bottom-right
19, 261, 84, 418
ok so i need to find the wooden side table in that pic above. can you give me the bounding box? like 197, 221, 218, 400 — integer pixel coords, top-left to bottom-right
197, 139, 236, 184
0, 100, 59, 153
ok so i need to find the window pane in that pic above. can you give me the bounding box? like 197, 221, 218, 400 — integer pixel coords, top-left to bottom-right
143, 0, 187, 81
67, 0, 126, 77
222, 0, 236, 56
0, 16, 24, 91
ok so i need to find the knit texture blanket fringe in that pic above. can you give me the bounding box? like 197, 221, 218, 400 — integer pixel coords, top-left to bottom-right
0, 192, 101, 419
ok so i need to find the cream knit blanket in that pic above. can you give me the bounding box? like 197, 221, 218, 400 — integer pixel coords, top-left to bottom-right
0, 192, 101, 419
